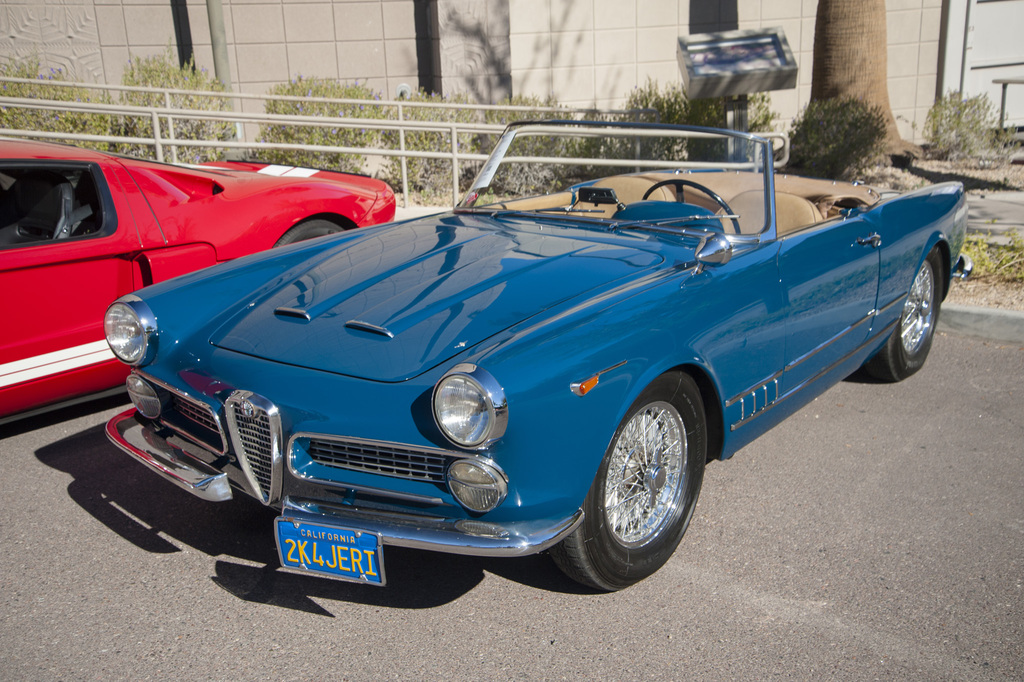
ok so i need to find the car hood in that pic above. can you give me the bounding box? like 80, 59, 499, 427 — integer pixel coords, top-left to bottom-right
210, 214, 666, 381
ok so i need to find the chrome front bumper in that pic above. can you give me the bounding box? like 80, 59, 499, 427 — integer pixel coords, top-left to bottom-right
106, 408, 232, 502
105, 409, 583, 557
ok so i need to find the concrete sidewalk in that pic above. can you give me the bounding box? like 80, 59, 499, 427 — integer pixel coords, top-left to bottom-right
968, 191, 1024, 244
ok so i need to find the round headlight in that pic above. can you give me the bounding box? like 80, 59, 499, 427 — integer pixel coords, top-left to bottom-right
432, 364, 507, 448
448, 459, 508, 513
104, 297, 156, 366
126, 374, 162, 418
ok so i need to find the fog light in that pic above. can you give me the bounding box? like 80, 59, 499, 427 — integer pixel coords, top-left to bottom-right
447, 458, 507, 513
126, 374, 161, 418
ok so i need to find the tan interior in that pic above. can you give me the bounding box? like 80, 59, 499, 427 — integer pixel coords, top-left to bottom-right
479, 172, 879, 236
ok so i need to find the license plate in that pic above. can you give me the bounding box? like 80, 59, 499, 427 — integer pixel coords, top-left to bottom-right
275, 517, 385, 586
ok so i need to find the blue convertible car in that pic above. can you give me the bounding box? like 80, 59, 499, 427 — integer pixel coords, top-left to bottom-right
105, 121, 971, 590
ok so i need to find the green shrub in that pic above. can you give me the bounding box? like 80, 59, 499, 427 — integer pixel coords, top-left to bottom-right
623, 79, 777, 132
788, 96, 887, 180
924, 91, 1011, 163
258, 76, 386, 174
117, 49, 235, 163
0, 57, 114, 150
962, 233, 1024, 282
380, 90, 481, 201
612, 79, 778, 163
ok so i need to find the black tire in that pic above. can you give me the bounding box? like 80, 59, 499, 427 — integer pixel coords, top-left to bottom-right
864, 247, 942, 382
550, 372, 706, 591
273, 218, 346, 247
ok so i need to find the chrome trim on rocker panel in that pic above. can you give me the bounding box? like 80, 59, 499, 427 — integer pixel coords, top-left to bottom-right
728, 318, 898, 431
138, 371, 228, 455
225, 390, 283, 505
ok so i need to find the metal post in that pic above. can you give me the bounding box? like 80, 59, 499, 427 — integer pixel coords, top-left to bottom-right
206, 0, 240, 141
165, 91, 178, 163
151, 111, 164, 162
451, 123, 459, 205
398, 102, 409, 208
1000, 82, 1008, 129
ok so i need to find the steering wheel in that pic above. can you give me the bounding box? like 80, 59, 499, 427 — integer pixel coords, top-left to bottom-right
642, 179, 740, 233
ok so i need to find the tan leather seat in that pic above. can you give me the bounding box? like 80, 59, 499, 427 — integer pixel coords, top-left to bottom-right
720, 190, 823, 235
775, 192, 824, 235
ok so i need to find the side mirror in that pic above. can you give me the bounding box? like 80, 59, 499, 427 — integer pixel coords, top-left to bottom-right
696, 233, 732, 272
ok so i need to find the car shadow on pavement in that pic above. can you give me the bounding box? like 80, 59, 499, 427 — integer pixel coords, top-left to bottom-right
34, 420, 590, 615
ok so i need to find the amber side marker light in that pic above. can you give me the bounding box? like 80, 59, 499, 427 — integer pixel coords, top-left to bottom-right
570, 361, 627, 397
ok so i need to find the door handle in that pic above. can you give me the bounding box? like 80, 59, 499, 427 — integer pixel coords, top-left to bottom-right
856, 233, 882, 248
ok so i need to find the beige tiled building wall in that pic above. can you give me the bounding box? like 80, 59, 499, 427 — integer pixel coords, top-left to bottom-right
508, 0, 944, 140
1, 0, 945, 141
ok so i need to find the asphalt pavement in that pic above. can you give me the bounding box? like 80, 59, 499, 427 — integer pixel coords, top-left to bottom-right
1, 332, 1020, 680
0, 195, 1020, 681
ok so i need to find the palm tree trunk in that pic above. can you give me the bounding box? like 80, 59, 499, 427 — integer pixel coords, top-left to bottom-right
811, 0, 917, 156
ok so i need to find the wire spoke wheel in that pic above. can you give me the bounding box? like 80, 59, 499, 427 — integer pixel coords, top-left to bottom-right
864, 247, 943, 383
900, 258, 934, 355
604, 401, 686, 547
550, 372, 706, 591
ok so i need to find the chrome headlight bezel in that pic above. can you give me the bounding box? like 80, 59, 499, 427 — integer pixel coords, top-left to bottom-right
432, 364, 508, 449
104, 295, 157, 367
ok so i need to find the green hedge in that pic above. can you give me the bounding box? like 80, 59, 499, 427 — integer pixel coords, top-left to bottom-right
257, 76, 386, 174
0, 57, 114, 150
116, 49, 235, 164
788, 96, 887, 180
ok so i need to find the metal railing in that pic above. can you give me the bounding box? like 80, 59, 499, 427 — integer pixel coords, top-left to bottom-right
0, 78, 789, 206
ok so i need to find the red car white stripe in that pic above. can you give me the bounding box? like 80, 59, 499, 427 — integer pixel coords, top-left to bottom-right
0, 341, 116, 388
257, 165, 319, 178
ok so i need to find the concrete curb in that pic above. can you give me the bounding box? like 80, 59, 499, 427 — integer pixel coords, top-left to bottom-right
939, 304, 1024, 345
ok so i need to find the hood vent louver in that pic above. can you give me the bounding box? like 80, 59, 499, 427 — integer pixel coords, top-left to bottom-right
345, 320, 394, 339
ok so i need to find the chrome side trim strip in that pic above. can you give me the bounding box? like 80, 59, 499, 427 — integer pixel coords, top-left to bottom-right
105, 408, 233, 502
281, 497, 584, 558
786, 311, 874, 373
729, 319, 898, 431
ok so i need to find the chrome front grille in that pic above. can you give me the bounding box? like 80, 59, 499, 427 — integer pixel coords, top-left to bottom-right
141, 372, 225, 453
226, 391, 282, 504
308, 437, 450, 483
172, 395, 219, 433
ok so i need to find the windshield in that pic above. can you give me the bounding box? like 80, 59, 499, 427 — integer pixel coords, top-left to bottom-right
458, 121, 773, 236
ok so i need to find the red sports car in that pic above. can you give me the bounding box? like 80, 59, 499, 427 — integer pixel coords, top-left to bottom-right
0, 139, 396, 423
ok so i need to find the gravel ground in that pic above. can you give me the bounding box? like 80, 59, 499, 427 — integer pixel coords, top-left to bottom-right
860, 158, 1024, 194
947, 278, 1024, 311
861, 157, 1024, 312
